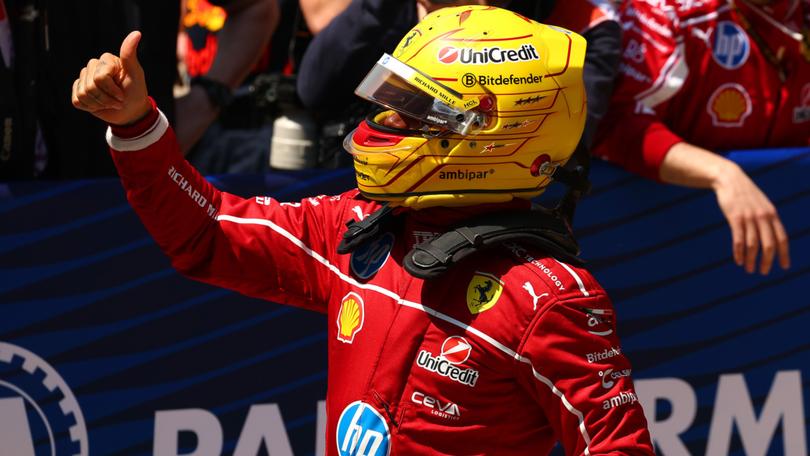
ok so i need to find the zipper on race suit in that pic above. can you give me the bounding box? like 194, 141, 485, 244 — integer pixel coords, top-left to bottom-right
373, 390, 399, 429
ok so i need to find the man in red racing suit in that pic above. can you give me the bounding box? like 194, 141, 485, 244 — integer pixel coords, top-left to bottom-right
594, 0, 809, 275
73, 8, 654, 455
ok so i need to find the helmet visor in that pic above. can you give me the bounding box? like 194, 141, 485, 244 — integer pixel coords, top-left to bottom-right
355, 54, 485, 136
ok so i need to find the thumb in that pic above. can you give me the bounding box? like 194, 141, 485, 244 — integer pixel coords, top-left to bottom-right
119, 31, 143, 75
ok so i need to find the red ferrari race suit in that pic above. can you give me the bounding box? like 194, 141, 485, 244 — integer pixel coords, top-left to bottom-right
107, 104, 654, 455
594, 0, 810, 180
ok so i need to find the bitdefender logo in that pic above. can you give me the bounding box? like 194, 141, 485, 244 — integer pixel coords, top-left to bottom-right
437, 44, 539, 65
462, 72, 543, 88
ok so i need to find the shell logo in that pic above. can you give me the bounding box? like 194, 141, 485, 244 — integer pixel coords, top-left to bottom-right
707, 83, 751, 127
337, 292, 365, 344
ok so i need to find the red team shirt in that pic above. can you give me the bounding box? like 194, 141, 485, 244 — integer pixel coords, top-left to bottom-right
594, 0, 810, 180
106, 104, 654, 455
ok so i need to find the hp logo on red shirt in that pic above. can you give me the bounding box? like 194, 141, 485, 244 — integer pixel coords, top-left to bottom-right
336, 401, 391, 456
712, 21, 750, 70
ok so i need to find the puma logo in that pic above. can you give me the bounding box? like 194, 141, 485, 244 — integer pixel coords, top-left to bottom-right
522, 281, 549, 311
352, 206, 367, 221
691, 26, 713, 49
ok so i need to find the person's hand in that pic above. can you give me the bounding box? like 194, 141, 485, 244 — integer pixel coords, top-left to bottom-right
660, 141, 790, 275
71, 31, 151, 126
712, 162, 790, 275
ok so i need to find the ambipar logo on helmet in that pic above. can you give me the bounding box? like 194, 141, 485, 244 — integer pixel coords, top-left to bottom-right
0, 342, 88, 456
438, 169, 494, 182
437, 44, 539, 65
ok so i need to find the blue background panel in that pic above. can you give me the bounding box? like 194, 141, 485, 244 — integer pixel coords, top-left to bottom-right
1, 150, 809, 455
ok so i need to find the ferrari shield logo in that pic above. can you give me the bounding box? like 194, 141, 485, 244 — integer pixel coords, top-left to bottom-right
466, 272, 504, 314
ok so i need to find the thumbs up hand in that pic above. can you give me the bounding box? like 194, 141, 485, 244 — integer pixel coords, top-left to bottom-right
72, 31, 152, 126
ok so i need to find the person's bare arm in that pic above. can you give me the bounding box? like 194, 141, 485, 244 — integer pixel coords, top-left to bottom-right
175, 0, 279, 154
660, 142, 790, 275
299, 0, 351, 35
207, 0, 278, 87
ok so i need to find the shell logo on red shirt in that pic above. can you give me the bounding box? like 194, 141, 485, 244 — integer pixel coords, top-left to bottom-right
337, 292, 365, 344
707, 83, 752, 127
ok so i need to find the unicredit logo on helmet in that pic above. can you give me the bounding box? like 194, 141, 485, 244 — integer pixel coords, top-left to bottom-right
437, 44, 539, 65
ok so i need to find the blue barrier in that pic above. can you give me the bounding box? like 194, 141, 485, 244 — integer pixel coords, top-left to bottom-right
1, 148, 808, 455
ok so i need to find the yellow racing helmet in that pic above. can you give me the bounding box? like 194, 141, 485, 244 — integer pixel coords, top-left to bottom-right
344, 6, 587, 209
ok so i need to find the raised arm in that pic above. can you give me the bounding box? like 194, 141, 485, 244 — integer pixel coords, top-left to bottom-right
71, 32, 343, 311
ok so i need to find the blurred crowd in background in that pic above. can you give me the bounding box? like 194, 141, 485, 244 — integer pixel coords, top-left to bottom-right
1, 0, 808, 274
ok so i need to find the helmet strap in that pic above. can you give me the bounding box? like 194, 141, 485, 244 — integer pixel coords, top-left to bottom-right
550, 135, 593, 226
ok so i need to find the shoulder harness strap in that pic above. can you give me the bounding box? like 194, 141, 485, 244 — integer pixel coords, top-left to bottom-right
403, 206, 583, 279
337, 202, 585, 280
337, 203, 396, 254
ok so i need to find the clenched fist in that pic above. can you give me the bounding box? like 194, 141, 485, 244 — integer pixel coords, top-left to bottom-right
71, 31, 152, 126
